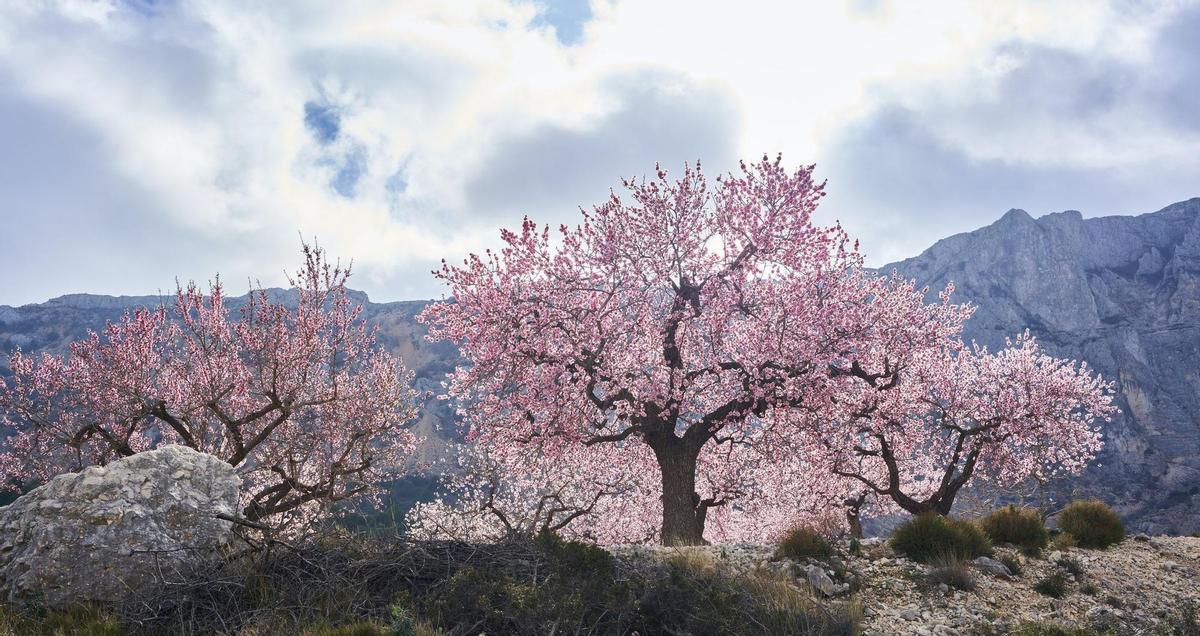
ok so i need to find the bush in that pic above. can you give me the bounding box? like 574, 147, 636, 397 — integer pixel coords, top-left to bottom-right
1033, 571, 1068, 598
927, 554, 976, 591
890, 514, 992, 563
425, 530, 632, 634
778, 525, 834, 560
1056, 500, 1124, 549
848, 538, 862, 556
980, 506, 1048, 554
638, 555, 860, 635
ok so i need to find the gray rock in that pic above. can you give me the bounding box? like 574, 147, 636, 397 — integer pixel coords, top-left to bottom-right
0, 445, 239, 607
972, 556, 1012, 577
805, 563, 836, 596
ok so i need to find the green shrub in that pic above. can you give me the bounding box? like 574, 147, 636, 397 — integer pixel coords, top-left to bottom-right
848, 538, 862, 556
778, 524, 834, 560
1033, 571, 1068, 598
927, 554, 975, 591
1056, 500, 1124, 549
890, 514, 992, 563
1079, 582, 1099, 596
980, 506, 1048, 554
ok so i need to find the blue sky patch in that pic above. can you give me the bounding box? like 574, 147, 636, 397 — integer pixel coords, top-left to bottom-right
304, 101, 340, 144
331, 147, 366, 198
532, 0, 591, 46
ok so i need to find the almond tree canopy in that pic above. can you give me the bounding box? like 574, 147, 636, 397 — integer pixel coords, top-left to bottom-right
421, 156, 981, 545
0, 245, 420, 531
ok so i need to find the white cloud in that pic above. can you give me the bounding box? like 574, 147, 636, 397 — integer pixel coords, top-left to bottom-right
0, 0, 1197, 304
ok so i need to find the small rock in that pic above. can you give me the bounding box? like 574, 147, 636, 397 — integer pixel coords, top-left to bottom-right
901, 608, 921, 621
973, 556, 1013, 577
805, 563, 836, 596
1133, 533, 1151, 542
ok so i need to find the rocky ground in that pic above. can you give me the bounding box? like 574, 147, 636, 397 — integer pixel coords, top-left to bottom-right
607, 534, 1200, 635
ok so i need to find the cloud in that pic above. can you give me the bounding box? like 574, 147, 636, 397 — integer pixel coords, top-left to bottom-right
464, 72, 740, 226
816, 1, 1200, 266
818, 107, 1200, 267
0, 0, 1197, 304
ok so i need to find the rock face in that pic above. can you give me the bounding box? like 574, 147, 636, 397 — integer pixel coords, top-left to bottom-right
883, 198, 1200, 534
0, 445, 240, 607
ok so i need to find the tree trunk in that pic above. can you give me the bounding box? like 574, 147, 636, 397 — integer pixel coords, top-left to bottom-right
653, 443, 707, 546
844, 494, 866, 539
892, 491, 957, 517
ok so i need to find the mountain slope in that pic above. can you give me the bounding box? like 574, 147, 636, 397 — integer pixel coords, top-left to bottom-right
882, 198, 1200, 533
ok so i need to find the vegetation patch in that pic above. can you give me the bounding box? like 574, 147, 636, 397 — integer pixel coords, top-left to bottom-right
778, 524, 835, 560
18, 530, 862, 635
926, 554, 976, 591
1033, 571, 1069, 598
1056, 500, 1125, 549
980, 505, 1048, 554
1055, 555, 1085, 577
890, 514, 992, 563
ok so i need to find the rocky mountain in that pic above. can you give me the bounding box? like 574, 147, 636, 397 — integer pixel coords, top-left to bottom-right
883, 198, 1200, 534
2, 198, 1198, 533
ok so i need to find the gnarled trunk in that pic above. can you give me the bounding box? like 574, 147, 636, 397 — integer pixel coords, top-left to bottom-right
653, 442, 707, 546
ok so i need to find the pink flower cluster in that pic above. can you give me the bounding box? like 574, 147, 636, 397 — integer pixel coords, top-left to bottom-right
0, 244, 419, 531
412, 155, 1116, 544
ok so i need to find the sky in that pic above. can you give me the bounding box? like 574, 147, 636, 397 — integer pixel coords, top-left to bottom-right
1, 0, 1198, 305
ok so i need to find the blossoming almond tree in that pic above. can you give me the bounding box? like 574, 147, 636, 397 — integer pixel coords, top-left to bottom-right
822, 332, 1116, 516
0, 244, 420, 530
421, 155, 969, 545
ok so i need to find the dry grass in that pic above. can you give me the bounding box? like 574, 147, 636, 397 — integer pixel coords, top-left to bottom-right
927, 554, 976, 591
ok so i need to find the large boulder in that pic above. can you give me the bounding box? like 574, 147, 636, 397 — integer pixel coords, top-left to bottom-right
0, 445, 240, 607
